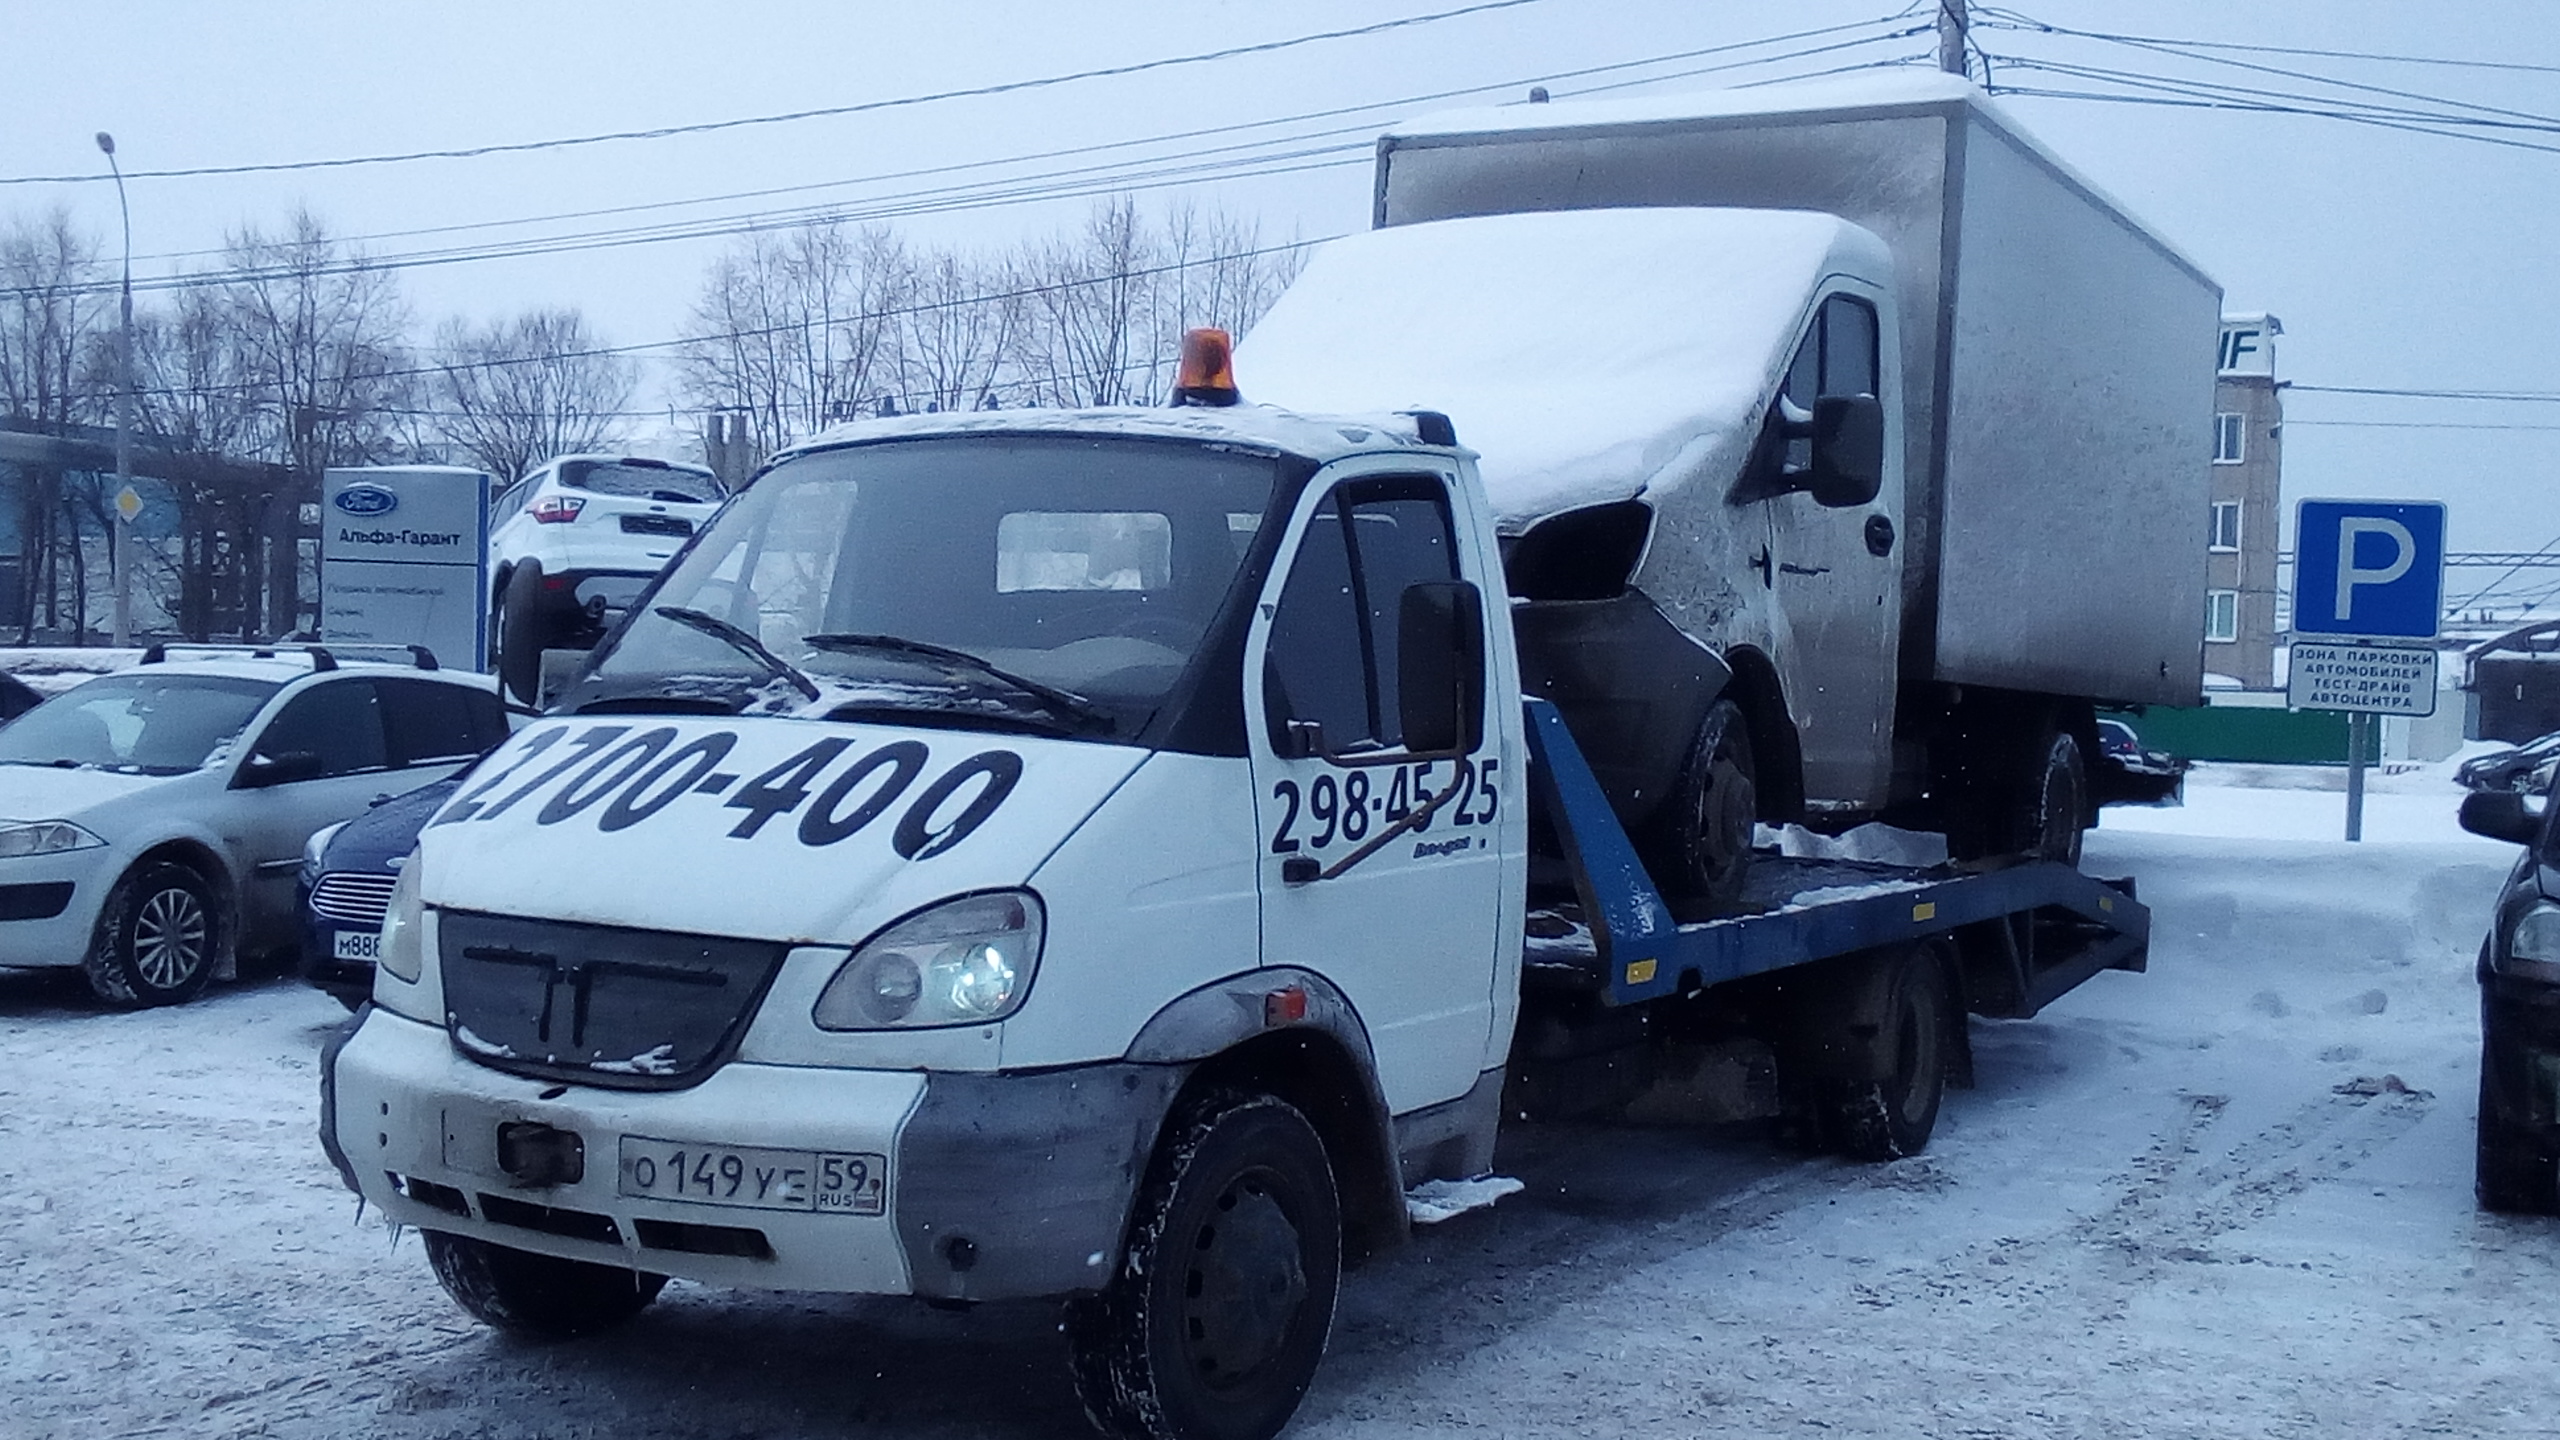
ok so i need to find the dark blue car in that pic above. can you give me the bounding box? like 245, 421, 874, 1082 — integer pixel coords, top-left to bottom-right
298, 776, 460, 1007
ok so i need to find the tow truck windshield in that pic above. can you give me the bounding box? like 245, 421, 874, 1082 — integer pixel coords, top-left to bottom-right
581, 434, 1283, 741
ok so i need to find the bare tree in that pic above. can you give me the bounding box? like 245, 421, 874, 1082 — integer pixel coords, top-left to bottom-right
216, 209, 413, 635
433, 307, 635, 484
896, 249, 1018, 413
677, 221, 910, 451
127, 285, 266, 639
0, 208, 105, 640
1015, 196, 1156, 408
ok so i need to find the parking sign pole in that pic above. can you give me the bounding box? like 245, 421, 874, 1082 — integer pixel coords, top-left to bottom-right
2344, 711, 2368, 843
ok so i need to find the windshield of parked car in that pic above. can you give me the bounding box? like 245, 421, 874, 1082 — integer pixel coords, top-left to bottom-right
560, 459, 724, 504
581, 434, 1282, 742
0, 673, 279, 775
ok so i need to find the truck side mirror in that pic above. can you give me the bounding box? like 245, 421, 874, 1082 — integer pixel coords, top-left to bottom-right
1806, 394, 1884, 508
2460, 789, 2543, 845
1397, 580, 1486, 758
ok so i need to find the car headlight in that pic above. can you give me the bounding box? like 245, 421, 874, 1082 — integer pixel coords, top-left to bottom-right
813, 891, 1044, 1031
0, 821, 105, 859
2508, 901, 2560, 967
377, 859, 425, 984
300, 821, 349, 880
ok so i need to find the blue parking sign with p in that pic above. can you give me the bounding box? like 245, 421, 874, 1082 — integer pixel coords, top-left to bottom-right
2292, 499, 2445, 640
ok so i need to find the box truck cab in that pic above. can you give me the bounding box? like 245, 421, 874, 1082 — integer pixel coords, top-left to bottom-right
326, 387, 1531, 1439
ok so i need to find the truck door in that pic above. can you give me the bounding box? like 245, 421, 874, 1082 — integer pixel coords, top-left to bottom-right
1247, 467, 1507, 1116
1765, 287, 1902, 808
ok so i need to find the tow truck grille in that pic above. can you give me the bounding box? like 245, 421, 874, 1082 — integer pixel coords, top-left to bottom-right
311, 872, 400, 927
437, 911, 787, 1090
618, 514, 694, 537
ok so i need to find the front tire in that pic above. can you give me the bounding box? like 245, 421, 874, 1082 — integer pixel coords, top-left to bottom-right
1648, 699, 1759, 910
83, 861, 220, 1008
422, 1231, 667, 1339
1069, 1092, 1342, 1440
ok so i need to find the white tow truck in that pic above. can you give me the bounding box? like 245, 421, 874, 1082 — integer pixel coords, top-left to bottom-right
321, 325, 2154, 1440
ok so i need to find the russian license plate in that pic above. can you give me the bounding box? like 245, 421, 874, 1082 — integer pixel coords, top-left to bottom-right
332, 929, 382, 962
618, 1136, 885, 1215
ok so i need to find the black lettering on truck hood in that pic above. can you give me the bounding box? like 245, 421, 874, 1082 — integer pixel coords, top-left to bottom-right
416, 716, 1147, 945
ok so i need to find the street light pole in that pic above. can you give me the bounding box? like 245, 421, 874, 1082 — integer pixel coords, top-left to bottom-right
97, 131, 135, 649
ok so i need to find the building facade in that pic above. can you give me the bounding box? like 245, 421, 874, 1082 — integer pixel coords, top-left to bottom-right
2207, 314, 2284, 688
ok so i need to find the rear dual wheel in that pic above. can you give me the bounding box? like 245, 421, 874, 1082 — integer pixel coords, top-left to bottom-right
1828, 946, 1953, 1161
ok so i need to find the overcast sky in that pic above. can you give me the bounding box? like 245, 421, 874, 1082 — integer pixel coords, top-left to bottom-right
4, 0, 2554, 574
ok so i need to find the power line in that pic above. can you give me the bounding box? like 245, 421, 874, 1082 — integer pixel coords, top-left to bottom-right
1987, 56, 2560, 137
0, 0, 1549, 186
1983, 82, 2560, 157
2288, 383, 2560, 403
2284, 419, 2560, 432
1974, 11, 2560, 79
119, 16, 1912, 269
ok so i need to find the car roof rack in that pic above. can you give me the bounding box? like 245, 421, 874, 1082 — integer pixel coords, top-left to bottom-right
136, 642, 440, 672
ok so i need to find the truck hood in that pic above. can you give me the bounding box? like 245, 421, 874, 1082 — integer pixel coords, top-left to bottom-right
0, 763, 171, 822
1239, 207, 1875, 527
413, 715, 1145, 946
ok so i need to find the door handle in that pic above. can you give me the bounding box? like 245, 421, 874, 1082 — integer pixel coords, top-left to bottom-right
1864, 514, 1896, 557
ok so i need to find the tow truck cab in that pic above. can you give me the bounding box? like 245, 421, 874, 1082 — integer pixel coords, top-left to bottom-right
324, 362, 1536, 1429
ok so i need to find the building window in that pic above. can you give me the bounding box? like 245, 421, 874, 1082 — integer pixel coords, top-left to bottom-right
2213, 412, 2246, 464
2209, 501, 2242, 552
2205, 589, 2239, 643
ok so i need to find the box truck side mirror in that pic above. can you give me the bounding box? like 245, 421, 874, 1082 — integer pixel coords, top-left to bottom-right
1806, 394, 1885, 509
1397, 580, 1487, 759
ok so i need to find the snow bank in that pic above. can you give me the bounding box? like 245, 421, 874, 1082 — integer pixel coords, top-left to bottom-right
0, 646, 141, 695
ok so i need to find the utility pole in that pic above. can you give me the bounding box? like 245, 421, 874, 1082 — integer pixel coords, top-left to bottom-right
1936, 0, 1970, 78
97, 132, 137, 649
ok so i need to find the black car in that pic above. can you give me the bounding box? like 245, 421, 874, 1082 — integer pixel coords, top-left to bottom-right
2090, 716, 2188, 807
0, 672, 41, 723
2457, 782, 2560, 1212
297, 776, 460, 1007
2456, 730, 2560, 795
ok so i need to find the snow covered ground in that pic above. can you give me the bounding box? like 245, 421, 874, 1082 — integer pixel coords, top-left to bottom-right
2, 767, 2553, 1439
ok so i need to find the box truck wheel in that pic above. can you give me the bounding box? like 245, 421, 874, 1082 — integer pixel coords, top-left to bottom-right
2476, 1035, 2560, 1213
1068, 1091, 1341, 1440
1647, 699, 1758, 909
1951, 726, 2086, 867
1827, 945, 1952, 1161
422, 1231, 666, 1339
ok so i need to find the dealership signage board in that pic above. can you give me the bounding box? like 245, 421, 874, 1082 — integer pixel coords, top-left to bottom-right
2286, 641, 2437, 717
320, 466, 490, 671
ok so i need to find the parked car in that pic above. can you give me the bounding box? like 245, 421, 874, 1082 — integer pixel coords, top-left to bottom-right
0, 645, 507, 1006
2090, 716, 2188, 807
488, 454, 727, 703
297, 774, 460, 1008
2457, 781, 2560, 1212
0, 672, 41, 723
2456, 730, 2560, 795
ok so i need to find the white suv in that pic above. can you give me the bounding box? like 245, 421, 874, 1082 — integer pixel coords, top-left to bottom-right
0, 646, 507, 1006
487, 454, 727, 701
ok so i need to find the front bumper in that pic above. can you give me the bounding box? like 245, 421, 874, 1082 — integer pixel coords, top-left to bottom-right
2482, 972, 2560, 1138
325, 1008, 1181, 1300
0, 849, 111, 969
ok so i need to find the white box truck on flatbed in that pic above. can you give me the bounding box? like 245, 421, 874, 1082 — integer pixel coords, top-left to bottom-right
322, 325, 2153, 1439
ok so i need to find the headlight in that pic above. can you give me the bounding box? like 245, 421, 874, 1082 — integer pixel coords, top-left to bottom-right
301, 822, 349, 875
377, 859, 426, 983
2509, 901, 2560, 966
814, 891, 1044, 1031
0, 821, 105, 859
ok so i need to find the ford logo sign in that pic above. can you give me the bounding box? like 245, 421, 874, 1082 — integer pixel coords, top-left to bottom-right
334, 484, 399, 517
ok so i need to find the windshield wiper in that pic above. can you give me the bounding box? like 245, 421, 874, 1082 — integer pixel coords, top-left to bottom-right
653, 607, 820, 702
801, 632, 1114, 732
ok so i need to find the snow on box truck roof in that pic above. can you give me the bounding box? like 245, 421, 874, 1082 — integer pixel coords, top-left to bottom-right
1234, 205, 1878, 528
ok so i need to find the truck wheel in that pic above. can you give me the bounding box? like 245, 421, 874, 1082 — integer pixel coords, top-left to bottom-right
2476, 1041, 2560, 1213
495, 562, 558, 706
1952, 726, 2085, 867
422, 1231, 667, 1339
1067, 1092, 1341, 1440
1649, 699, 1758, 909
83, 861, 220, 1008
1829, 947, 1951, 1161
